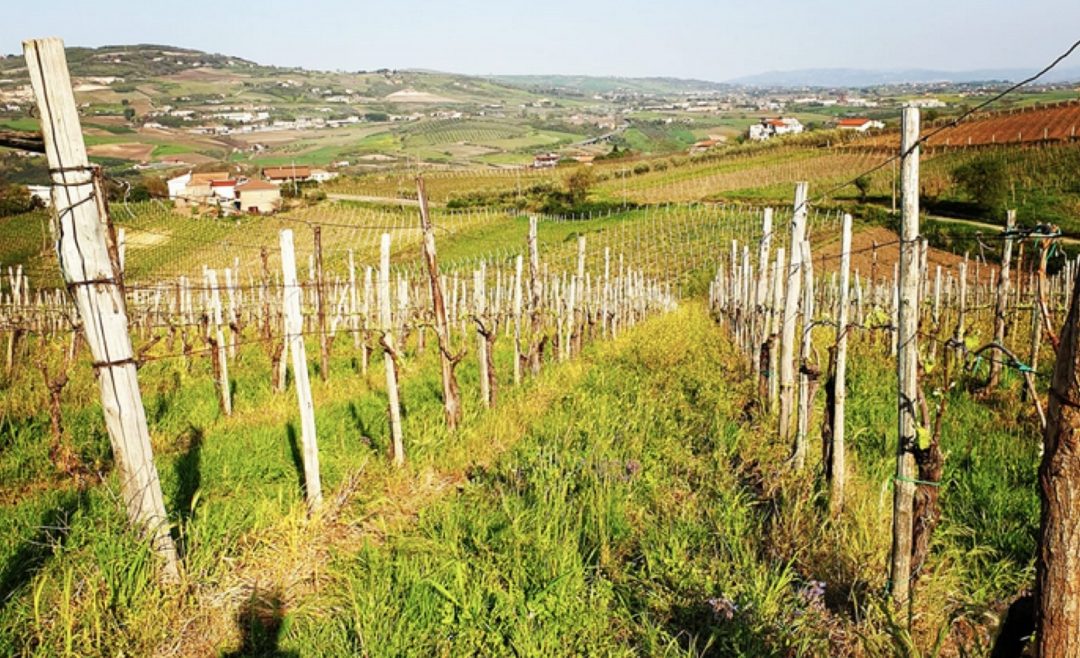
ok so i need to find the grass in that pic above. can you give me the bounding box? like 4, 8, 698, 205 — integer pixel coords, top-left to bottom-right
0, 293, 1045, 655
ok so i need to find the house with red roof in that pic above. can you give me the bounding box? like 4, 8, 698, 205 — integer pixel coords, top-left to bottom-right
836, 117, 886, 132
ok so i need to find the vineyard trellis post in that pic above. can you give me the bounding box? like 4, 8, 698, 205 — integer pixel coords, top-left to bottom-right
279, 229, 322, 510
779, 182, 808, 447
891, 105, 920, 607
829, 213, 852, 514
988, 210, 1016, 391
23, 36, 179, 578
379, 233, 405, 466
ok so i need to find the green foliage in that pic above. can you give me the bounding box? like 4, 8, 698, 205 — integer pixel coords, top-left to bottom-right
0, 184, 43, 217
951, 156, 1009, 215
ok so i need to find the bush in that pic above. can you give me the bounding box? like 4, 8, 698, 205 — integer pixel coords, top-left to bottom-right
952, 156, 1009, 215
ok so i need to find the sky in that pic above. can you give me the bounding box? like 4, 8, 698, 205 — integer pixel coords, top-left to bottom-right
4, 0, 1080, 80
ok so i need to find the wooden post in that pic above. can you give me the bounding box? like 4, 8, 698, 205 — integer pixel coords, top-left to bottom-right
206, 269, 232, 416
475, 266, 492, 407
794, 240, 816, 469
779, 182, 808, 444
417, 177, 462, 430
1037, 264, 1080, 657
891, 105, 920, 606
379, 234, 405, 466
830, 214, 852, 514
279, 230, 322, 510
24, 37, 178, 577
513, 254, 523, 385
314, 227, 330, 382
768, 249, 785, 412
527, 217, 543, 375
988, 210, 1016, 390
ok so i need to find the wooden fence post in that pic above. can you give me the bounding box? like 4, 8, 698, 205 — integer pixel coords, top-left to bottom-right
891, 105, 920, 606
24, 37, 178, 577
279, 229, 322, 510
379, 234, 405, 466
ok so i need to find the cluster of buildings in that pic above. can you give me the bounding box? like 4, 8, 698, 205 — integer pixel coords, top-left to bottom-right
165, 166, 337, 214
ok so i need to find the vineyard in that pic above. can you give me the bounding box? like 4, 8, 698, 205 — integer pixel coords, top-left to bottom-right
854, 100, 1080, 149
3, 38, 1080, 658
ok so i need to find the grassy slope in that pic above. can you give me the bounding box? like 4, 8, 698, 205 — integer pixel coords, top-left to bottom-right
1, 299, 1041, 655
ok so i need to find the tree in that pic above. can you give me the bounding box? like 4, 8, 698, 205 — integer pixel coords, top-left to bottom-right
854, 175, 871, 202
565, 167, 595, 205
0, 184, 34, 217
952, 156, 1009, 215
123, 106, 136, 121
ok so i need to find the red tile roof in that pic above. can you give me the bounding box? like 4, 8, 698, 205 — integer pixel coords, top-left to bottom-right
237, 179, 280, 192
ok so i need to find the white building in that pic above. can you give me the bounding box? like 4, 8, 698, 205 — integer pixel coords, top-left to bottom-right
748, 117, 804, 141
167, 172, 192, 199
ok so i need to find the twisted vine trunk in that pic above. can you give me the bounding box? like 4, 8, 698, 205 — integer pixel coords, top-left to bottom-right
1036, 264, 1080, 658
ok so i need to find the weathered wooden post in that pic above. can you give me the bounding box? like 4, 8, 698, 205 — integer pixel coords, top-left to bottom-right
988, 210, 1016, 391
314, 226, 330, 382
779, 182, 808, 444
891, 105, 920, 606
1036, 263, 1080, 657
527, 217, 544, 375
513, 254, 524, 385
279, 230, 322, 510
830, 214, 852, 514
379, 234, 405, 466
794, 240, 816, 470
206, 269, 232, 416
24, 37, 178, 576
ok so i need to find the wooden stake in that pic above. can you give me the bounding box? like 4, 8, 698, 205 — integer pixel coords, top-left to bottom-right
830, 214, 852, 514
891, 105, 920, 606
779, 182, 808, 444
24, 37, 178, 577
379, 234, 405, 466
279, 230, 322, 510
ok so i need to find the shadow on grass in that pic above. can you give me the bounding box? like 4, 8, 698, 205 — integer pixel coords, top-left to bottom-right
285, 422, 306, 499
174, 424, 203, 524
223, 586, 298, 658
0, 488, 87, 610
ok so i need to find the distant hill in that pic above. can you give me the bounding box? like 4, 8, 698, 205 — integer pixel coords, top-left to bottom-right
727, 67, 1080, 87
486, 75, 731, 96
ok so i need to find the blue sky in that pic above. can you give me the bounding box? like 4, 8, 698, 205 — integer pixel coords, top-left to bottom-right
4, 0, 1079, 80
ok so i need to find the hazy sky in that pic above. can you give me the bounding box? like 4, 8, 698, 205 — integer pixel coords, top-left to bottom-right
4, 0, 1080, 80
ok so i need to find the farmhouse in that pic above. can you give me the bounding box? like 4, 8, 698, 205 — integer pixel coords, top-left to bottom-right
533, 153, 560, 169
836, 117, 886, 132
262, 166, 311, 182
748, 117, 804, 141
235, 179, 282, 214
